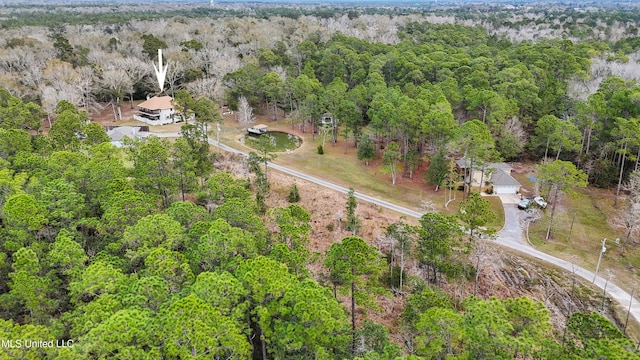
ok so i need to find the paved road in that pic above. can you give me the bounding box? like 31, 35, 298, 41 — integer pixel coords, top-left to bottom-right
267, 161, 423, 218
199, 134, 424, 218
495, 194, 640, 327
151, 131, 640, 327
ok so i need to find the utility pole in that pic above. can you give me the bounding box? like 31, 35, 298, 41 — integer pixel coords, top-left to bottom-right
625, 287, 636, 334
216, 122, 221, 154
601, 270, 612, 312
593, 238, 607, 283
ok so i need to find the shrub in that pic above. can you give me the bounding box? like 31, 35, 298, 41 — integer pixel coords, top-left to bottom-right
317, 145, 324, 154
288, 183, 300, 203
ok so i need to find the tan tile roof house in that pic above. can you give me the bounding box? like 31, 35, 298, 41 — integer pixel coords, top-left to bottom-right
134, 96, 176, 126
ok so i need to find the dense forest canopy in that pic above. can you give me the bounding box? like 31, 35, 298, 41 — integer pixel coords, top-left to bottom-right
2, 1, 640, 358
0, 86, 638, 359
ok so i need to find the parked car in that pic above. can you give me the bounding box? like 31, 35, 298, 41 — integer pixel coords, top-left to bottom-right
518, 198, 532, 210
533, 196, 547, 209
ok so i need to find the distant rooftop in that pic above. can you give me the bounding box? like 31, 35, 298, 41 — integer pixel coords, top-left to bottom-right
107, 126, 150, 142
455, 158, 512, 171
138, 96, 173, 110
490, 170, 521, 187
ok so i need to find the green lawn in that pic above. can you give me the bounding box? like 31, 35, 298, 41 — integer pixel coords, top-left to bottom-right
528, 186, 638, 293
221, 119, 451, 213
485, 195, 506, 232
214, 118, 506, 231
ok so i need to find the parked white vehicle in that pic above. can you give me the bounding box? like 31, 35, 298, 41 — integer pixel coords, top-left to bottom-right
533, 196, 547, 209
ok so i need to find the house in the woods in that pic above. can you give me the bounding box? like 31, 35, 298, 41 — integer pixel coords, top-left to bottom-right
106, 126, 150, 147
133, 96, 175, 126
320, 113, 338, 127
455, 159, 521, 194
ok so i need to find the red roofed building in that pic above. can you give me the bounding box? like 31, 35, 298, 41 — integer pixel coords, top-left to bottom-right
134, 96, 176, 125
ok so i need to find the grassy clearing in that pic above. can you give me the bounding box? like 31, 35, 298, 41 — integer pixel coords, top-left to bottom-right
485, 195, 506, 232
213, 117, 506, 231
276, 138, 426, 211
528, 186, 638, 293
222, 118, 450, 213
511, 172, 537, 196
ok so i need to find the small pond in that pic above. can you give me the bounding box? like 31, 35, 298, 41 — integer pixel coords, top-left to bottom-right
240, 131, 302, 152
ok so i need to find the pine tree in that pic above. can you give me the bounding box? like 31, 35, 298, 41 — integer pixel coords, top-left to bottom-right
357, 136, 375, 165
288, 183, 300, 203
324, 236, 384, 354
346, 188, 360, 235
425, 151, 448, 191
458, 192, 496, 237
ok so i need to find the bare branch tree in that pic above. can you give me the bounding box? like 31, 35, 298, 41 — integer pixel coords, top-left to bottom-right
618, 171, 640, 251
504, 116, 527, 142
187, 77, 217, 100
100, 68, 133, 121
419, 199, 436, 213
74, 66, 98, 112
472, 240, 491, 297
165, 60, 185, 97
236, 96, 255, 129
624, 171, 640, 203
118, 57, 152, 108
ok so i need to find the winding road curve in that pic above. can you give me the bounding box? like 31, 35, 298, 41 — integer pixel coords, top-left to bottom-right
495, 194, 640, 328
153, 132, 424, 217
152, 131, 640, 327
